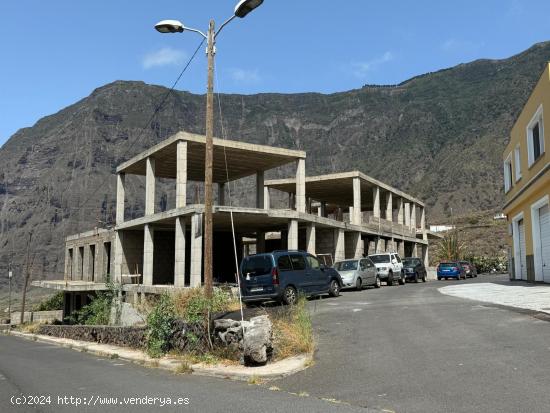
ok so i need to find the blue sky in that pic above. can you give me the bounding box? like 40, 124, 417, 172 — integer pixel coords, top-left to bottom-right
1, 0, 549, 146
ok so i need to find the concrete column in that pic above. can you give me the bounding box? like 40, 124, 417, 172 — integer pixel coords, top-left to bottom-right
257, 231, 266, 254
176, 141, 187, 208
264, 187, 270, 210
116, 173, 125, 225
404, 202, 411, 228
306, 224, 316, 255
373, 186, 380, 218
256, 171, 264, 209
82, 246, 90, 281
352, 232, 363, 259
145, 157, 156, 216
375, 237, 383, 253
368, 239, 376, 255
420, 207, 426, 230
288, 219, 299, 250
64, 248, 70, 281
295, 158, 306, 213
386, 192, 393, 221
411, 204, 417, 231
113, 232, 123, 283
334, 229, 345, 262
398, 240, 405, 257
422, 244, 429, 267
218, 183, 225, 206
190, 214, 203, 287
397, 198, 404, 225
319, 202, 327, 218
143, 224, 154, 286
174, 217, 186, 287
353, 177, 362, 225
412, 243, 418, 257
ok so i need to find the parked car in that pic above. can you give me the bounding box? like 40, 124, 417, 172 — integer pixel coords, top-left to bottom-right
240, 250, 343, 305
437, 261, 466, 280
368, 252, 405, 285
459, 260, 478, 278
334, 257, 380, 290
402, 257, 427, 283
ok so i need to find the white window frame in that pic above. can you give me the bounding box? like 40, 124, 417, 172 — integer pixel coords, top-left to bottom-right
531, 195, 549, 282
503, 152, 513, 193
526, 104, 544, 167
514, 144, 521, 182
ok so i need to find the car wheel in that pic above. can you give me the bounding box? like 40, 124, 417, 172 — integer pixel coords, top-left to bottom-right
328, 279, 340, 297
414, 272, 419, 283
474, 273, 478, 278
437, 277, 442, 281
422, 273, 426, 282
387, 272, 393, 286
375, 276, 381, 288
398, 273, 405, 285
356, 277, 362, 291
282, 286, 297, 305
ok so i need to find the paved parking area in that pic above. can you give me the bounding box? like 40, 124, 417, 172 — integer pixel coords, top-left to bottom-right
274, 274, 550, 413
439, 279, 550, 314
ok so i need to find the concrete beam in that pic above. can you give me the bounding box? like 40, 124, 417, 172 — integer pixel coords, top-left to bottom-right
353, 176, 362, 225
190, 214, 203, 287
334, 229, 345, 262
288, 219, 299, 250
373, 187, 380, 218
386, 192, 393, 222
174, 217, 186, 287
306, 224, 316, 255
145, 157, 156, 216
116, 173, 125, 225
256, 171, 264, 209
296, 158, 306, 213
143, 224, 154, 286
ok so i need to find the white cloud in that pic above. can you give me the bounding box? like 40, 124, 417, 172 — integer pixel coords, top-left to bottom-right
229, 68, 261, 84
351, 51, 394, 78
142, 47, 187, 69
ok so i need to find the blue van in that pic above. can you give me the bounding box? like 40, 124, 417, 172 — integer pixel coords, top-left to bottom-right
240, 250, 343, 305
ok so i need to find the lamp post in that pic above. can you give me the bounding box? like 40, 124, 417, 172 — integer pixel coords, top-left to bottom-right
155, 0, 264, 298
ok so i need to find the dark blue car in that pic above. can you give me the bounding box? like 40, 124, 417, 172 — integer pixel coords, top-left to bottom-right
437, 261, 466, 280
240, 250, 343, 305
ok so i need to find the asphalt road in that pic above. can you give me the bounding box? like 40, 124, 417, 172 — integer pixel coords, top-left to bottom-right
275, 274, 550, 412
2, 274, 550, 412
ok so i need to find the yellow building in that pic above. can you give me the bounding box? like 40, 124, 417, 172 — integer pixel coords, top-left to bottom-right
503, 63, 550, 282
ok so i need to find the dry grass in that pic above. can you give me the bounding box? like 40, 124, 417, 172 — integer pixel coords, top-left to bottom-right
172, 287, 241, 322
271, 296, 314, 360
18, 322, 41, 334
175, 362, 193, 374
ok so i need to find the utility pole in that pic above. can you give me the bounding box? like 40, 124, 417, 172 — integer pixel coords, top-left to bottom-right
8, 262, 12, 323
20, 231, 33, 325
203, 19, 216, 299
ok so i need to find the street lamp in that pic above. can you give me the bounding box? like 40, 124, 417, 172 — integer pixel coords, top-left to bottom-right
155, 0, 264, 298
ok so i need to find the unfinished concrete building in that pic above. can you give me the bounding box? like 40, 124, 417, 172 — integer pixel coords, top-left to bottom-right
33, 131, 438, 317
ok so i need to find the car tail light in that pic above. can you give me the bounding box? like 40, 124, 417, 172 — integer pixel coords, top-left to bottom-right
272, 267, 280, 285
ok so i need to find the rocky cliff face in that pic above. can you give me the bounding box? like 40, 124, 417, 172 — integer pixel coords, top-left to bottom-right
1, 41, 550, 286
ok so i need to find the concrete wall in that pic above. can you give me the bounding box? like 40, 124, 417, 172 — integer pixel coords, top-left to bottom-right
10, 310, 63, 325
65, 229, 114, 282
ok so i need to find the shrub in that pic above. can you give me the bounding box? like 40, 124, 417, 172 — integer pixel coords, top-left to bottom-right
173, 287, 240, 324
271, 295, 314, 360
434, 231, 467, 262
146, 293, 176, 358
70, 282, 120, 325
466, 255, 508, 273
35, 292, 64, 311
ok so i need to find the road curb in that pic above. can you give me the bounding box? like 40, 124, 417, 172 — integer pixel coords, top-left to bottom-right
2, 330, 311, 382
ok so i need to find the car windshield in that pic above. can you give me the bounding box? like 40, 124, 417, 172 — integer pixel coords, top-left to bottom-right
439, 262, 458, 268
403, 259, 417, 266
369, 255, 390, 264
334, 260, 358, 271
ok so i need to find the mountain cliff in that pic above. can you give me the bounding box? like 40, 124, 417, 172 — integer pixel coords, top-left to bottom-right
1, 41, 550, 285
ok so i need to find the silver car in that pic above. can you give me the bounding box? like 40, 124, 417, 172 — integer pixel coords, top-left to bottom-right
333, 257, 380, 290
